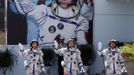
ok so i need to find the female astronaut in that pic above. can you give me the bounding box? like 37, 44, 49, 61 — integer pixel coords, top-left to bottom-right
18, 40, 45, 75
54, 39, 85, 75
98, 39, 127, 75
14, 0, 89, 45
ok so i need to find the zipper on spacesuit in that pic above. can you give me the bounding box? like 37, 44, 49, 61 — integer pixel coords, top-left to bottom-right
33, 64, 35, 75
69, 63, 72, 75
113, 63, 116, 75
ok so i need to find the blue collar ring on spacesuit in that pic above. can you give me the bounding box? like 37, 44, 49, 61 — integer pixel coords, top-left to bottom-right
51, 0, 81, 19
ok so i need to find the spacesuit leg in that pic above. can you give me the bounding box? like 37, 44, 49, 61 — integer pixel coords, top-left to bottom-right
72, 70, 78, 75
106, 67, 113, 75
34, 71, 40, 75
35, 64, 43, 75
26, 68, 32, 75
26, 64, 41, 75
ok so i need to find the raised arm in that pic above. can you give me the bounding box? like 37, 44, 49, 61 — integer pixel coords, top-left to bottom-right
54, 48, 66, 56
97, 48, 108, 57
18, 43, 29, 56
76, 17, 89, 44
14, 0, 48, 26
14, 0, 36, 14
19, 49, 29, 57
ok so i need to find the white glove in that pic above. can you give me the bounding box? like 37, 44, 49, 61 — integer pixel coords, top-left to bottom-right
42, 67, 46, 72
18, 43, 24, 50
24, 60, 28, 67
98, 42, 102, 51
61, 61, 66, 67
79, 67, 85, 73
54, 40, 59, 49
104, 61, 108, 67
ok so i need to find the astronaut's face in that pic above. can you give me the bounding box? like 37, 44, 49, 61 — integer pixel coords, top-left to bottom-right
68, 41, 75, 48
109, 42, 116, 49
58, 0, 73, 9
31, 42, 38, 49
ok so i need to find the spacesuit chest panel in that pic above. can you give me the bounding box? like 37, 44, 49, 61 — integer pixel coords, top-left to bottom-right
64, 50, 79, 70
106, 50, 120, 63
27, 50, 41, 63
105, 49, 123, 74
38, 14, 78, 45
110, 53, 119, 63
64, 51, 78, 62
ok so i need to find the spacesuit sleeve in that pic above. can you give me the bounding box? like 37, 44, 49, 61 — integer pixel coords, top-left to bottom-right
19, 49, 29, 57
118, 49, 125, 66
54, 48, 65, 56
15, 0, 48, 26
53, 40, 59, 49
98, 48, 108, 56
77, 50, 83, 67
14, 0, 36, 14
118, 49, 127, 72
39, 50, 44, 67
76, 17, 89, 44
15, 0, 47, 15
11, 0, 25, 15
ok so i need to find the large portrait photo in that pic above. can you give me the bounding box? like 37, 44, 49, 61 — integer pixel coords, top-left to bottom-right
7, 0, 94, 45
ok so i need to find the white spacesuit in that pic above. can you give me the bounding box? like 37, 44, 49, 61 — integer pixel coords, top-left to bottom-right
98, 40, 127, 75
18, 41, 45, 75
14, 0, 89, 45
54, 39, 85, 75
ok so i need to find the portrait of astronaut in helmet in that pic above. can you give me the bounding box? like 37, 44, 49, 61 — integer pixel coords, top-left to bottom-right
7, 0, 89, 46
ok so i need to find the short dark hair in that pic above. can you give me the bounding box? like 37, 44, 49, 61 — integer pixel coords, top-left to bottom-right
108, 41, 117, 48
30, 41, 39, 48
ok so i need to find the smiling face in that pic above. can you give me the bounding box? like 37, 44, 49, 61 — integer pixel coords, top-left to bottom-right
58, 0, 73, 9
68, 40, 75, 48
31, 42, 38, 49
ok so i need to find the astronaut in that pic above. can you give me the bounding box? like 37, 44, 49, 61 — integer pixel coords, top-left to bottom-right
54, 39, 85, 75
98, 39, 127, 75
18, 40, 45, 75
14, 0, 89, 45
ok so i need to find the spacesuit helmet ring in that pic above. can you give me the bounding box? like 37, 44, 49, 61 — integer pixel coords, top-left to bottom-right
51, 0, 81, 19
